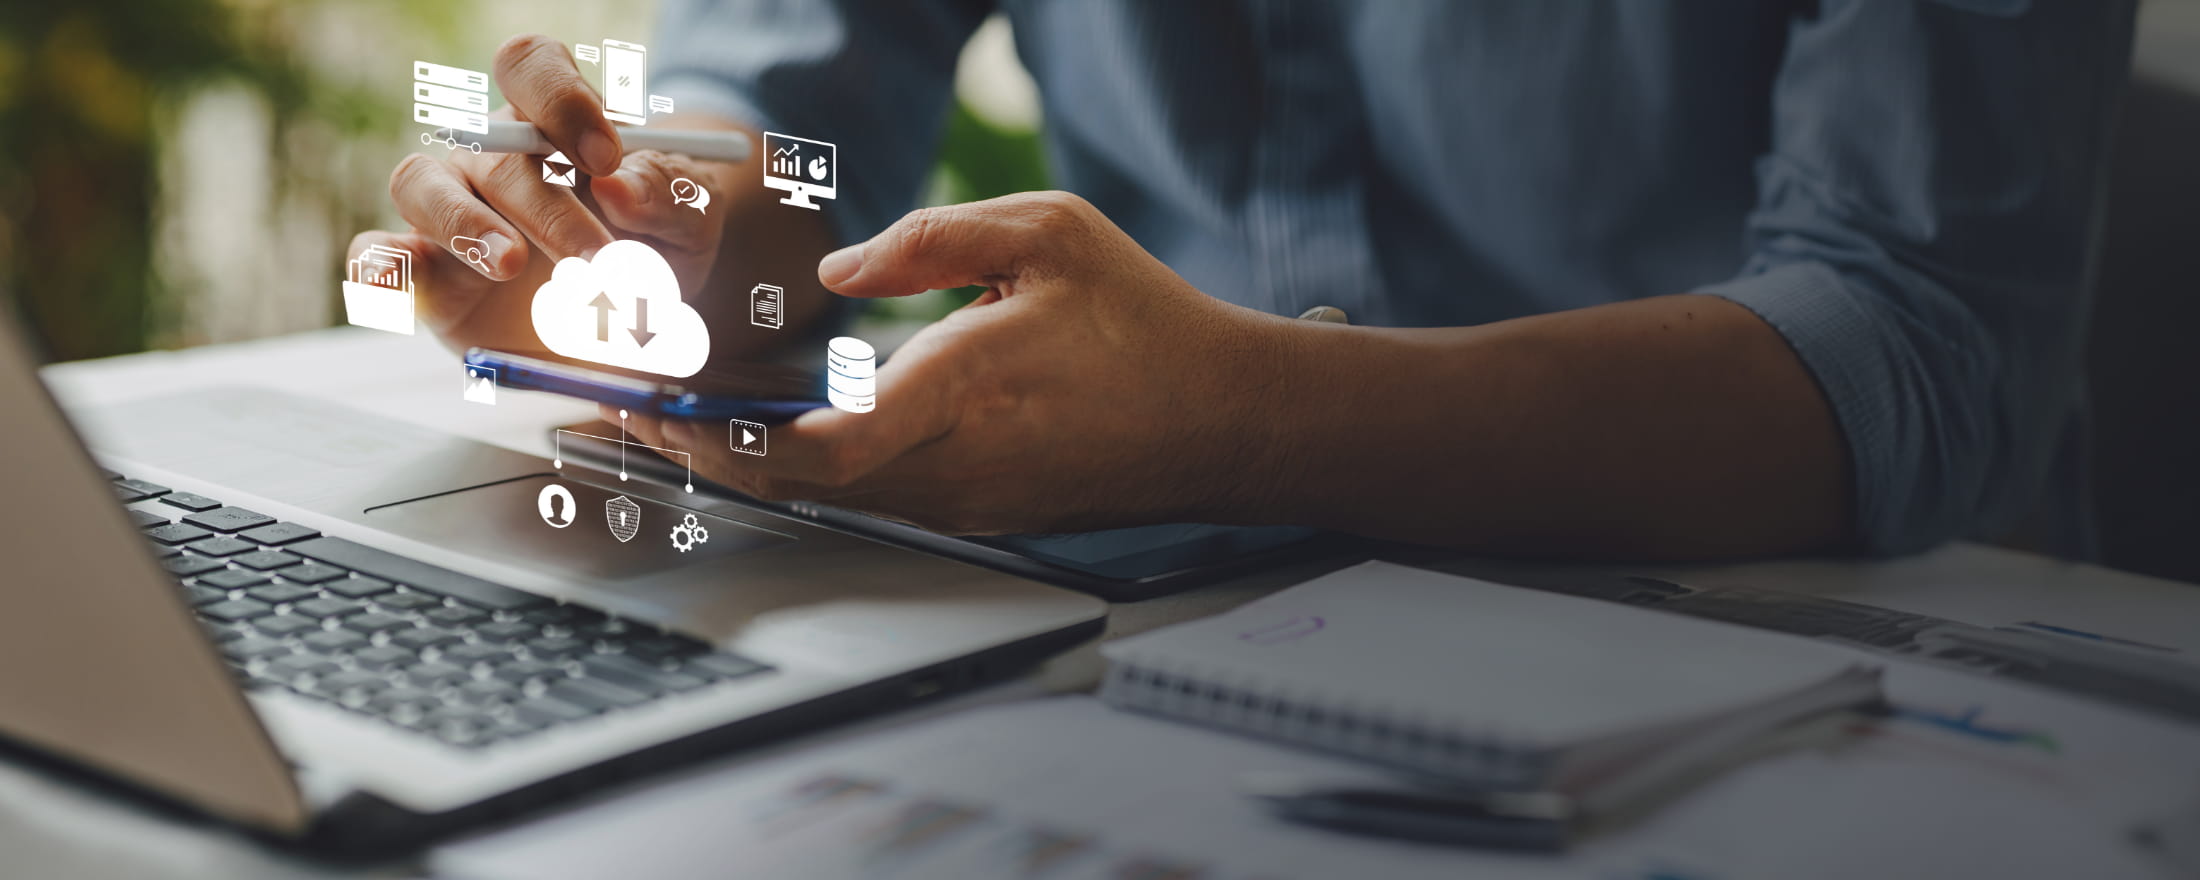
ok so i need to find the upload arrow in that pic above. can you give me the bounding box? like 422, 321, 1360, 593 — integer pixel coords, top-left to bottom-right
585, 293, 659, 347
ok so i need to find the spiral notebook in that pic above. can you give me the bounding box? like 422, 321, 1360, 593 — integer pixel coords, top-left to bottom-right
1098, 561, 1875, 791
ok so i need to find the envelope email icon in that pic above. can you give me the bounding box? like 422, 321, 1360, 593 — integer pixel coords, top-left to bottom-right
542, 150, 577, 187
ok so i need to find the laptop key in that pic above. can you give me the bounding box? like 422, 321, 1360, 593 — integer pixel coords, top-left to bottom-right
474, 621, 539, 643
231, 549, 304, 571
376, 590, 444, 612
318, 669, 388, 694
199, 598, 274, 622
183, 506, 275, 533
291, 596, 365, 619
199, 569, 271, 591
182, 584, 228, 606
265, 655, 341, 680
623, 634, 711, 663
240, 522, 320, 545
425, 605, 489, 627
493, 659, 567, 685
288, 537, 549, 612
405, 662, 470, 686
222, 637, 291, 660
148, 544, 184, 559
343, 612, 413, 634
146, 523, 215, 546
248, 583, 318, 605
186, 536, 258, 557
162, 555, 229, 577
325, 576, 394, 599
514, 696, 597, 725
682, 653, 773, 681
127, 509, 170, 528
114, 478, 171, 498
390, 627, 461, 651
581, 655, 707, 695
457, 678, 520, 703
278, 562, 348, 585
253, 615, 322, 637
547, 677, 651, 711
442, 642, 512, 665
524, 636, 589, 659
159, 492, 224, 512
351, 644, 415, 670
301, 629, 369, 653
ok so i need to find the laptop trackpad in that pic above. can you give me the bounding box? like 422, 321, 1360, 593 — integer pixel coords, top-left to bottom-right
364, 475, 791, 582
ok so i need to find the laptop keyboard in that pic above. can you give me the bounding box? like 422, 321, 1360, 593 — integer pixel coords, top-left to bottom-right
108, 470, 775, 749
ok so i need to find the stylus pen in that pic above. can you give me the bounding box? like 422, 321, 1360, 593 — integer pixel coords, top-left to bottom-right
429, 122, 753, 163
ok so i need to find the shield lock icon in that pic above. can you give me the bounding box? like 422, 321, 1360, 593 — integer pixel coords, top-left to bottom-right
605, 495, 641, 543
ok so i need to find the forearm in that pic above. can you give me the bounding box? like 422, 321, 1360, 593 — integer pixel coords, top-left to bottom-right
1234, 294, 1852, 560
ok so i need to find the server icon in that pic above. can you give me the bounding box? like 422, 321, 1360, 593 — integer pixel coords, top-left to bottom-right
825, 336, 876, 414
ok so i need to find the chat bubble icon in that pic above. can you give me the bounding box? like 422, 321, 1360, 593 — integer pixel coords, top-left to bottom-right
669, 177, 710, 213
648, 94, 674, 115
575, 43, 600, 64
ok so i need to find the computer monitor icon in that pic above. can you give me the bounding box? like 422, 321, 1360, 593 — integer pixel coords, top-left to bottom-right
762, 132, 836, 211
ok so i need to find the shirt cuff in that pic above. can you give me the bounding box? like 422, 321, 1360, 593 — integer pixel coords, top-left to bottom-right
1697, 262, 1920, 555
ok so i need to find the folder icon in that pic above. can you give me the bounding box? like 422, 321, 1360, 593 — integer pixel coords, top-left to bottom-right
343, 244, 416, 335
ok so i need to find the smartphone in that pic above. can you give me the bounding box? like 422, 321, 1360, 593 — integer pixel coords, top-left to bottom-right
601, 40, 648, 125
465, 348, 829, 423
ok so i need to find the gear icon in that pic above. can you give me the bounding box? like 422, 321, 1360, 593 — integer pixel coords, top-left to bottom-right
669, 513, 711, 552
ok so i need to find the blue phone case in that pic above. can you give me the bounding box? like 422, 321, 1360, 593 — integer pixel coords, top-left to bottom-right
465, 349, 831, 424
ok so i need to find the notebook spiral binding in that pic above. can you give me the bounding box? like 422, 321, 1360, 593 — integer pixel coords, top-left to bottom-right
1097, 659, 1551, 790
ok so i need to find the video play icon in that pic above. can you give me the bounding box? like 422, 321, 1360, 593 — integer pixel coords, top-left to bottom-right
728, 419, 766, 457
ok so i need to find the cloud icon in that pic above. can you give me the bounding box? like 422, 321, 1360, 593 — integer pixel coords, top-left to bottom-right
530, 240, 710, 378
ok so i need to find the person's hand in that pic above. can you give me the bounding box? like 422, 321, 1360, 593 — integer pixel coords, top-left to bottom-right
618, 191, 1303, 534
347, 34, 741, 355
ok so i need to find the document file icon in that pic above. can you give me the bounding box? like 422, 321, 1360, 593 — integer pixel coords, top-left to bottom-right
750, 283, 784, 329
342, 244, 415, 335
542, 151, 577, 187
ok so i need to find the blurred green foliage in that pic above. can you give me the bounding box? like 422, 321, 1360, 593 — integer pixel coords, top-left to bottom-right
0, 1, 379, 360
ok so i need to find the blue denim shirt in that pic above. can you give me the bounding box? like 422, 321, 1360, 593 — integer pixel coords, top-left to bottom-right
654, 0, 2135, 555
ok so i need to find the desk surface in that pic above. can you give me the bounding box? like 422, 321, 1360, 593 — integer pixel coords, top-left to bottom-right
12, 327, 2200, 879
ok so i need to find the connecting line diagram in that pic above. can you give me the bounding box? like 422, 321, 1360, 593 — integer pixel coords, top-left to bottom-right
551, 410, 696, 493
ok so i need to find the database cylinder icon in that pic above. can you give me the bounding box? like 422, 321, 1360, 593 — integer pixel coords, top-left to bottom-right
826, 336, 877, 413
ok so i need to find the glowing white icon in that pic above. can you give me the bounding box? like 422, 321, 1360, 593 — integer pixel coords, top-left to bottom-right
536, 483, 575, 529
669, 513, 710, 553
542, 151, 577, 187
413, 60, 488, 152
762, 132, 837, 210
729, 419, 766, 456
451, 235, 492, 273
826, 336, 876, 414
342, 244, 415, 335
531, 240, 710, 378
572, 40, 675, 125
605, 495, 641, 543
750, 283, 784, 329
669, 177, 710, 213
462, 364, 497, 406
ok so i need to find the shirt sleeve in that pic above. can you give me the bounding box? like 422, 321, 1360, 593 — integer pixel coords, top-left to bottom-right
650, 0, 994, 247
1697, 0, 2134, 555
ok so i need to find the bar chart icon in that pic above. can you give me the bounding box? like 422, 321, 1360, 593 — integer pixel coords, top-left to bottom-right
750, 284, 785, 330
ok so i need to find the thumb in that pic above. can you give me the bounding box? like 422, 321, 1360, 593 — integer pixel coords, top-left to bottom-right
817, 191, 1093, 297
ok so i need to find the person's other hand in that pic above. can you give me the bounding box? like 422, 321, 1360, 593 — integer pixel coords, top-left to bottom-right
618, 192, 1301, 534
348, 34, 739, 356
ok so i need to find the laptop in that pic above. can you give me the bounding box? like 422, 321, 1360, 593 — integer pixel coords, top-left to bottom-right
0, 305, 1107, 854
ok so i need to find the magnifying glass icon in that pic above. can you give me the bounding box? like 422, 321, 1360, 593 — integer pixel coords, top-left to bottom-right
451, 235, 492, 273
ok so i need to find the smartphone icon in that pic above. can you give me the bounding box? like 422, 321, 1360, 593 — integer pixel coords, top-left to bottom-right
602, 40, 648, 125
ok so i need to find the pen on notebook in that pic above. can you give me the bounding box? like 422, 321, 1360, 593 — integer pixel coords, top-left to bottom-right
1243, 665, 1885, 852
428, 122, 753, 164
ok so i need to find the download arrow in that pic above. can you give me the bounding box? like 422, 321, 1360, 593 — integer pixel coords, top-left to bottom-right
628, 296, 658, 347
588, 292, 616, 342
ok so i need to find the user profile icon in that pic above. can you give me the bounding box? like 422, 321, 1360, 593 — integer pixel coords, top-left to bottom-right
537, 483, 576, 529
